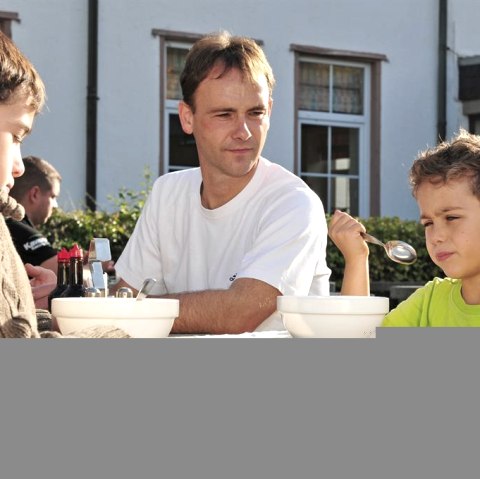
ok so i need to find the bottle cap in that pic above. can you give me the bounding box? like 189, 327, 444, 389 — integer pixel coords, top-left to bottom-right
57, 247, 70, 262
69, 243, 83, 258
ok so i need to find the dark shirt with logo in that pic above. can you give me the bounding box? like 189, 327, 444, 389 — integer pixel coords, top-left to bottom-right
6, 215, 57, 266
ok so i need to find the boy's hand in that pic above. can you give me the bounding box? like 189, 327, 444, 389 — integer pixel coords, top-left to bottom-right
328, 210, 369, 262
329, 211, 370, 296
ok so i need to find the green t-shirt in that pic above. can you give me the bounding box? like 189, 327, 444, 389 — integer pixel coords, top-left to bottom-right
382, 277, 480, 327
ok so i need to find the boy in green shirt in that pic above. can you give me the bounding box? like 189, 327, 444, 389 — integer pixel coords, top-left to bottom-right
329, 129, 480, 326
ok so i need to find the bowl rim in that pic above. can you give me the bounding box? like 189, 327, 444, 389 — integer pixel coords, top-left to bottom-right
277, 295, 389, 314
51, 297, 179, 319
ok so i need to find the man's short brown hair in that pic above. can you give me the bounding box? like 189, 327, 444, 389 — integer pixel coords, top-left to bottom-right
180, 31, 275, 111
9, 156, 61, 201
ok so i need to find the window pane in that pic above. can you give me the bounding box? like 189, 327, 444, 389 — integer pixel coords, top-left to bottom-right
301, 124, 328, 173
169, 114, 199, 169
470, 114, 480, 135
333, 65, 364, 114
331, 177, 359, 215
331, 127, 359, 175
299, 62, 329, 111
301, 176, 328, 211
166, 47, 188, 100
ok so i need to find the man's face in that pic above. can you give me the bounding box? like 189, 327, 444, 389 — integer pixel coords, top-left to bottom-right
30, 178, 60, 226
179, 66, 272, 183
0, 99, 35, 193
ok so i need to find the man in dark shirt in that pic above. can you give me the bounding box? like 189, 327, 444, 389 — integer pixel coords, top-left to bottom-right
6, 156, 61, 274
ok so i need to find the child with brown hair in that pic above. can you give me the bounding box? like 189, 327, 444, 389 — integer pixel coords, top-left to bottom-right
382, 129, 480, 326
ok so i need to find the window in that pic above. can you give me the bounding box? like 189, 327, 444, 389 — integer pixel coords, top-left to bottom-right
301, 123, 361, 213
152, 30, 202, 175
0, 11, 20, 38
298, 59, 367, 216
292, 45, 386, 216
164, 44, 199, 172
470, 114, 480, 135
459, 56, 480, 136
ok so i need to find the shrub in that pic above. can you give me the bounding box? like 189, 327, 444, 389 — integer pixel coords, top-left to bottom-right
41, 168, 153, 261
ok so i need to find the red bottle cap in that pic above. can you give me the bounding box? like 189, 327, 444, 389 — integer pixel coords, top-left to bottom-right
69, 243, 83, 259
57, 247, 70, 262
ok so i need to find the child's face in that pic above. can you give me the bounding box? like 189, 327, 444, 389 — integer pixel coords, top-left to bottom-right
0, 98, 35, 192
417, 177, 480, 283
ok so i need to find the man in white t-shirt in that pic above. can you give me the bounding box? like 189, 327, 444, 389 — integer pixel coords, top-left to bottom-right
114, 31, 365, 334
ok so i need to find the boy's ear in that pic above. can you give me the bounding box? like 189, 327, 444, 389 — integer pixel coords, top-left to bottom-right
178, 101, 194, 135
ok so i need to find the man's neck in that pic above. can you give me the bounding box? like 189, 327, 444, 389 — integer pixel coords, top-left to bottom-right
200, 161, 259, 209
22, 205, 37, 227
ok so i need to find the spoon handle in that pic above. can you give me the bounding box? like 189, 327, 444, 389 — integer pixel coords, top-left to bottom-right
360, 232, 385, 247
136, 278, 157, 301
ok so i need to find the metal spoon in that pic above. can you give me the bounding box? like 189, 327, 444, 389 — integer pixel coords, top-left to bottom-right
135, 278, 157, 301
360, 232, 417, 265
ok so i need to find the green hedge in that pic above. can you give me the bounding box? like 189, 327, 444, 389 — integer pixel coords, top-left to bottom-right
40, 169, 153, 262
41, 174, 442, 287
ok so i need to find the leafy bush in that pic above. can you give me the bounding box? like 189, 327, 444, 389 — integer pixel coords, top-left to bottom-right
41, 172, 442, 287
41, 168, 153, 262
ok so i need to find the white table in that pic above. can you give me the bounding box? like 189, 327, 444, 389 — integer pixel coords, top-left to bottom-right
170, 330, 292, 338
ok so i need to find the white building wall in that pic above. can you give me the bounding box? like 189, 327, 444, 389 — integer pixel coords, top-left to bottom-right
446, 0, 480, 138
2, 0, 479, 220
7, 0, 88, 209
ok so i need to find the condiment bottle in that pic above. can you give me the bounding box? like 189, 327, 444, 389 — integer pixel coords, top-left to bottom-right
60, 243, 86, 298
48, 247, 71, 311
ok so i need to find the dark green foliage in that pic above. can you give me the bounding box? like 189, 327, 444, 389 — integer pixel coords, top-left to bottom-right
40, 168, 153, 262
327, 214, 444, 290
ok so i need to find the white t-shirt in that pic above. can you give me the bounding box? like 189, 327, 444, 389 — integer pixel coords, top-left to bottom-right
115, 157, 331, 330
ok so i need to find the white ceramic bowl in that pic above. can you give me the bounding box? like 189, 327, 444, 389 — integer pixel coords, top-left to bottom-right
277, 295, 390, 338
51, 297, 179, 338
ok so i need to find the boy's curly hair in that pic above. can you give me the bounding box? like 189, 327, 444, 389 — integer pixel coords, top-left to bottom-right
409, 129, 480, 198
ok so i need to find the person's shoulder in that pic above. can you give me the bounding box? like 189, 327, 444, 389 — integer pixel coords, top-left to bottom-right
5, 217, 18, 227
151, 168, 201, 196
6, 216, 34, 234
426, 277, 458, 291
260, 158, 320, 200
254, 159, 325, 226
6, 216, 25, 226
154, 168, 200, 185
409, 277, 457, 302
260, 157, 303, 183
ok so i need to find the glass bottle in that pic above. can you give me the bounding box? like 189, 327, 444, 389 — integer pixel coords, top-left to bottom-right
60, 243, 86, 298
48, 247, 70, 311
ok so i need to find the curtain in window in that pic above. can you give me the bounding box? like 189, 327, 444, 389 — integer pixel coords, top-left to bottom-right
166, 47, 188, 100
299, 62, 363, 115
333, 66, 363, 114
299, 62, 329, 111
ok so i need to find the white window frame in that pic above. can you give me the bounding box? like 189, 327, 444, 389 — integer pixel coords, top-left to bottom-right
162, 41, 194, 174
297, 57, 371, 216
